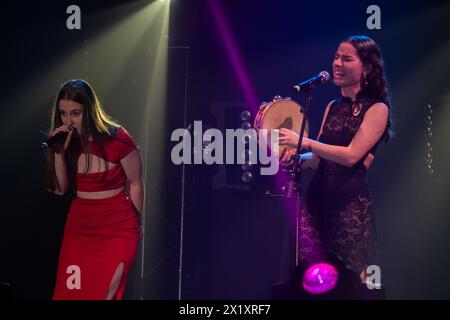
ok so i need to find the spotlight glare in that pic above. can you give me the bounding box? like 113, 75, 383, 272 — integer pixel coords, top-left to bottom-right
302, 263, 339, 295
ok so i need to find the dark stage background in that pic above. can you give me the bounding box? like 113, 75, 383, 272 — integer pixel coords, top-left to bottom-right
0, 0, 449, 299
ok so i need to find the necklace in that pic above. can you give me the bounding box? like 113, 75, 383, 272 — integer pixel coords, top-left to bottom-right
352, 102, 362, 117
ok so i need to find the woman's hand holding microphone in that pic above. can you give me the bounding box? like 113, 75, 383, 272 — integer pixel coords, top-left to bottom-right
49, 125, 75, 153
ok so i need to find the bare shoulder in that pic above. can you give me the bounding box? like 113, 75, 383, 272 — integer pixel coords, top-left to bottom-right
326, 99, 336, 109
362, 102, 389, 130
370, 102, 388, 110
366, 102, 389, 118
323, 99, 336, 116
317, 100, 337, 139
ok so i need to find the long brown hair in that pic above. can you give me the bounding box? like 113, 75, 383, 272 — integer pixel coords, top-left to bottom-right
46, 79, 119, 192
343, 35, 393, 142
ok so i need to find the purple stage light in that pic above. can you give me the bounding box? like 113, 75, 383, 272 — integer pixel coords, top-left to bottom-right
302, 262, 339, 295
205, 0, 259, 112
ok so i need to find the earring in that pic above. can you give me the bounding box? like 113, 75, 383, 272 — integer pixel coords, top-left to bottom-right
363, 73, 368, 86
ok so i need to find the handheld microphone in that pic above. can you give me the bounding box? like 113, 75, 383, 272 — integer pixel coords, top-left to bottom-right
41, 127, 74, 149
293, 71, 330, 92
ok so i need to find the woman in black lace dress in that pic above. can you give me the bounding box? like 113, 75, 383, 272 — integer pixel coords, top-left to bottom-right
279, 35, 391, 297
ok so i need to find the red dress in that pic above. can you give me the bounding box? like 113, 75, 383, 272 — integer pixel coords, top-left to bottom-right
53, 127, 141, 300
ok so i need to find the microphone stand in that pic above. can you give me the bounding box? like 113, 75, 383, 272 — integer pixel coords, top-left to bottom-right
286, 89, 313, 268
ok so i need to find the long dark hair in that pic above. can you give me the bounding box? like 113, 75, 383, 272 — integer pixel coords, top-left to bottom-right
343, 35, 393, 142
46, 79, 119, 192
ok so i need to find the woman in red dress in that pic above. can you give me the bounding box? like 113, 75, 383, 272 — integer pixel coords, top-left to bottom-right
46, 79, 143, 300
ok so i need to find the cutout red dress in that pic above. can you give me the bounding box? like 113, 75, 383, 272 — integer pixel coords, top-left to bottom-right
53, 127, 141, 300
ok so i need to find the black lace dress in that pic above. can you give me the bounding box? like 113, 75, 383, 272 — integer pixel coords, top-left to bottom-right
299, 91, 386, 278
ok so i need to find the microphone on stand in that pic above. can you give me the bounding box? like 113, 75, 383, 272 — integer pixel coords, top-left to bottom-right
293, 71, 330, 92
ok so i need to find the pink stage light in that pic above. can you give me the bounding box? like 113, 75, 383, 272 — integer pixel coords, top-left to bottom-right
302, 263, 339, 295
